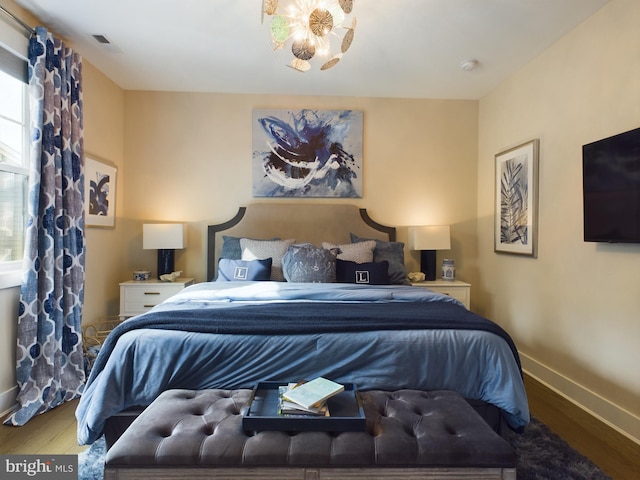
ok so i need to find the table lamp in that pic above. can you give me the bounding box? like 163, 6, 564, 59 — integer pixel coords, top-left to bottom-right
143, 223, 187, 278
408, 225, 451, 281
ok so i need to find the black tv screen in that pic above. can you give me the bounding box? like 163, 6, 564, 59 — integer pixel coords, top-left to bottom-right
582, 127, 640, 243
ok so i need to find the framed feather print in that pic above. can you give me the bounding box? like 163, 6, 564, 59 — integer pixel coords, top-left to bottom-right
495, 139, 539, 257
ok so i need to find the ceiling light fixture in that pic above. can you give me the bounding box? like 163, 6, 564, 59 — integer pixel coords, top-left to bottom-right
262, 0, 356, 72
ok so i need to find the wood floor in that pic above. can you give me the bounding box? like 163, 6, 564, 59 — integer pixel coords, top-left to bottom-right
0, 399, 86, 455
1, 375, 638, 479
524, 375, 639, 480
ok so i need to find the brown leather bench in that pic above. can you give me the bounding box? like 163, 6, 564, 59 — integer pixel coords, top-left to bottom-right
104, 389, 516, 479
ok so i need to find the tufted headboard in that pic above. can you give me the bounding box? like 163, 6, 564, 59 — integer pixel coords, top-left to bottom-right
207, 203, 395, 281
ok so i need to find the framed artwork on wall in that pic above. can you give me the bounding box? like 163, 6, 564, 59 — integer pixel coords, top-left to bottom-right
494, 139, 539, 257
85, 155, 117, 228
252, 108, 363, 198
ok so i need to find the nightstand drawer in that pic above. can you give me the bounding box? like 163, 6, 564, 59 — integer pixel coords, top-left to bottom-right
426, 285, 469, 308
122, 287, 179, 311
411, 280, 471, 309
119, 278, 194, 319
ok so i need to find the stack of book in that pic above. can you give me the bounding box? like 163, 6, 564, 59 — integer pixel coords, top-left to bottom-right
279, 377, 344, 416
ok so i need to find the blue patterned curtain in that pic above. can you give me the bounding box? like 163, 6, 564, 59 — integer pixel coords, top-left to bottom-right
4, 27, 85, 426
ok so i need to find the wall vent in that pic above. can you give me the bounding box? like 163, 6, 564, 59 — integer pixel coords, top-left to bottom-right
92, 34, 111, 44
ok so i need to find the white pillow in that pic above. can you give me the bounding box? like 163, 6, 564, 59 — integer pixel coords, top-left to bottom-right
241, 238, 295, 281
321, 240, 376, 263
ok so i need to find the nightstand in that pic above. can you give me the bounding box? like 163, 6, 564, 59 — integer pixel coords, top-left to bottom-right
411, 279, 471, 309
119, 277, 194, 319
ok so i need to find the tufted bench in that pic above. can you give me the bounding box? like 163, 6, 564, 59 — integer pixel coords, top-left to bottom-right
104, 389, 516, 480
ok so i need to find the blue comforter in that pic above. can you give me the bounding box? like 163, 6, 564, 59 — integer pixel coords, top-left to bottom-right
76, 282, 530, 445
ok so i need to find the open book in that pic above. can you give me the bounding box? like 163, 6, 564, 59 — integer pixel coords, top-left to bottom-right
282, 377, 344, 410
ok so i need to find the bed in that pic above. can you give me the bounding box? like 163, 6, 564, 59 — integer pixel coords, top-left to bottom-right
75, 203, 529, 446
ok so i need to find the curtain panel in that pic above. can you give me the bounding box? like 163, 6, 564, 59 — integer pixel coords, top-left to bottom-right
4, 26, 85, 426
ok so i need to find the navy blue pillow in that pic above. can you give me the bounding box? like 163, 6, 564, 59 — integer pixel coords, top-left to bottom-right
216, 258, 272, 282
350, 234, 409, 285
336, 259, 390, 285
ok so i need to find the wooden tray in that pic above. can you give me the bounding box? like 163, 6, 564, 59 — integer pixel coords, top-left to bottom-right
242, 381, 365, 432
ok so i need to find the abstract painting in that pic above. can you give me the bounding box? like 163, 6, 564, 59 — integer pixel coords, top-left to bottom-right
85, 156, 117, 227
495, 139, 539, 256
252, 109, 363, 197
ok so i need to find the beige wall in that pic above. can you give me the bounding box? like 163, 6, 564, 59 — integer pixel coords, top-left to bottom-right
0, 287, 19, 413
121, 94, 479, 284
477, 0, 639, 441
82, 62, 126, 325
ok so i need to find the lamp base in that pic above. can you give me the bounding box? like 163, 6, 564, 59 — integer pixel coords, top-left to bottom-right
420, 250, 437, 281
157, 249, 175, 278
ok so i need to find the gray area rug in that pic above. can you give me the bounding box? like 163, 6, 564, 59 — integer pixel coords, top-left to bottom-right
506, 417, 611, 479
78, 417, 610, 479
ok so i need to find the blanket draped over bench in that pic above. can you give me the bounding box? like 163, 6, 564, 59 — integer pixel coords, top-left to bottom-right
76, 282, 530, 445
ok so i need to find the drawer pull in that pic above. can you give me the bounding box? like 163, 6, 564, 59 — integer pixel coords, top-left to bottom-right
144, 304, 156, 308
144, 292, 161, 295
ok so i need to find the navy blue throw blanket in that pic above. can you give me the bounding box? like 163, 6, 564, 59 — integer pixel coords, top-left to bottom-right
87, 301, 521, 386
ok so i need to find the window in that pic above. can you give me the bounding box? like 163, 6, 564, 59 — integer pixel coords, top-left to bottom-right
0, 46, 29, 278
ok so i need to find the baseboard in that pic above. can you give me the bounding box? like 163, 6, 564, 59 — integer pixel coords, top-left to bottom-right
520, 353, 639, 445
0, 385, 17, 418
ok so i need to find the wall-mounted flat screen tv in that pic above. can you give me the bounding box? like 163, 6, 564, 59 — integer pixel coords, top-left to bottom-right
582, 127, 640, 243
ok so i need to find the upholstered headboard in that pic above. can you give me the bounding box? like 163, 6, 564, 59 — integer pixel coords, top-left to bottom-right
207, 203, 395, 281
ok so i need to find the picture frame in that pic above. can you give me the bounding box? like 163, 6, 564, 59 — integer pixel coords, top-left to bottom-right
494, 139, 539, 257
85, 155, 117, 228
252, 108, 363, 198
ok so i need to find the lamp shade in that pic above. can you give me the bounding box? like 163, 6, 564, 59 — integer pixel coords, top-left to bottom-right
143, 224, 187, 250
407, 226, 451, 251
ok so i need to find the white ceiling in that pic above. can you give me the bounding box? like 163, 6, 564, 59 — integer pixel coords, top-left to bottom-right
14, 0, 609, 99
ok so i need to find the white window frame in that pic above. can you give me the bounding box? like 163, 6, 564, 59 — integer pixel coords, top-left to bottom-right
0, 24, 29, 289
0, 79, 28, 288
